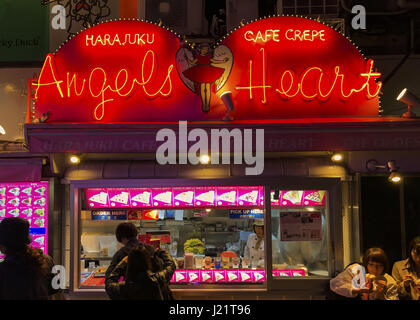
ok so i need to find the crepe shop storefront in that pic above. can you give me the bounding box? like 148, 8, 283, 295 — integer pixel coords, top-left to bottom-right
24, 17, 420, 300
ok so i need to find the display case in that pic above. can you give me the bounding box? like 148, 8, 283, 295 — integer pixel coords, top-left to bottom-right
69, 178, 342, 297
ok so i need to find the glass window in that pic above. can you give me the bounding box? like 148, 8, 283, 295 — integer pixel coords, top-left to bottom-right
270, 190, 329, 277
79, 186, 267, 287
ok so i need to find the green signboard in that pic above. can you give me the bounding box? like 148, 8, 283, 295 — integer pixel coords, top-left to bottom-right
0, 0, 49, 63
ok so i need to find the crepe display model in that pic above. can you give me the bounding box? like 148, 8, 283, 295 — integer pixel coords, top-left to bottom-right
214, 272, 225, 282
238, 190, 258, 203
34, 218, 45, 227
189, 272, 199, 282
0, 198, 4, 207
110, 192, 129, 204
8, 209, 19, 217
35, 187, 46, 195
201, 272, 211, 282
153, 191, 172, 204
240, 272, 250, 281
8, 198, 19, 206
22, 209, 33, 217
282, 191, 302, 204
0, 209, 5, 217
219, 191, 236, 203
89, 192, 108, 205
253, 272, 264, 281
227, 272, 238, 281
22, 187, 32, 195
174, 191, 194, 204
304, 191, 324, 203
175, 272, 185, 282
35, 208, 45, 216
8, 188, 20, 196
131, 191, 151, 204
34, 198, 46, 206
0, 188, 5, 196
22, 198, 32, 206
34, 237, 45, 246
195, 191, 214, 204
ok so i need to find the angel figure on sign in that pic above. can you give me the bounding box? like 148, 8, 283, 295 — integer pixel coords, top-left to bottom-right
176, 43, 233, 112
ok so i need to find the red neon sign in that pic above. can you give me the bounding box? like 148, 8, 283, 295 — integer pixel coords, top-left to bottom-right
32, 18, 382, 123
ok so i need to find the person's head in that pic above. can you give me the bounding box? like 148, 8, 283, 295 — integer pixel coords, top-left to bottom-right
0, 217, 32, 254
253, 219, 264, 238
126, 246, 153, 280
362, 247, 389, 277
408, 236, 420, 269
198, 43, 210, 55
115, 222, 138, 245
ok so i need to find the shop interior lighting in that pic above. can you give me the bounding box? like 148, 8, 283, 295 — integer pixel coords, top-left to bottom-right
0, 125, 5, 135
366, 159, 402, 183
199, 154, 210, 164
396, 88, 420, 118
331, 153, 343, 162
69, 155, 81, 165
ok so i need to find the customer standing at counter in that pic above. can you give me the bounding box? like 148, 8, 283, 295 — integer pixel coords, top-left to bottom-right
392, 236, 420, 300
105, 222, 158, 281
0, 218, 59, 300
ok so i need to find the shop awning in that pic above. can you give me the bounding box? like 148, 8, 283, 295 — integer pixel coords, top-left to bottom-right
0, 156, 44, 182
25, 117, 420, 154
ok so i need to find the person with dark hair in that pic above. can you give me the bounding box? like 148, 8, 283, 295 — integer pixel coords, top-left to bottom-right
105, 246, 176, 300
105, 222, 157, 280
329, 247, 398, 300
392, 236, 420, 300
0, 218, 59, 300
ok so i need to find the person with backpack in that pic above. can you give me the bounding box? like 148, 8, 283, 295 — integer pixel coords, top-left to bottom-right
0, 218, 61, 300
105, 246, 176, 300
329, 247, 398, 300
105, 222, 159, 281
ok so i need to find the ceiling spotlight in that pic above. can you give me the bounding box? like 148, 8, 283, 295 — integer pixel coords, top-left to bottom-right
69, 155, 80, 165
0, 125, 5, 135
199, 154, 210, 164
331, 153, 343, 162
396, 88, 420, 118
366, 159, 402, 183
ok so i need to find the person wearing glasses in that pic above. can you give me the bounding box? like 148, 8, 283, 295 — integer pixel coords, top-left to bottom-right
392, 236, 420, 300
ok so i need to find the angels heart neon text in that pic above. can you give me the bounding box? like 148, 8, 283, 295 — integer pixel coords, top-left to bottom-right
236, 48, 382, 103
33, 50, 174, 120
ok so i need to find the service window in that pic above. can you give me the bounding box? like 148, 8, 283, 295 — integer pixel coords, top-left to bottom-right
270, 190, 329, 278
78, 186, 269, 288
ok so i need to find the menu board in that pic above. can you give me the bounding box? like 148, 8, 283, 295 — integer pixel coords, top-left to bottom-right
0, 182, 48, 260
280, 212, 323, 241
271, 190, 326, 207
170, 268, 304, 283
86, 186, 263, 209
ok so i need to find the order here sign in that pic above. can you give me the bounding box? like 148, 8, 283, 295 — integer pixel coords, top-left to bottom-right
32, 17, 381, 122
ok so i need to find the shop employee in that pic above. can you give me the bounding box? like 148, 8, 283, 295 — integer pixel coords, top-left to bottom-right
244, 219, 266, 268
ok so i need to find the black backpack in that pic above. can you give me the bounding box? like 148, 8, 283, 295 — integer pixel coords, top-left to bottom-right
324, 262, 363, 300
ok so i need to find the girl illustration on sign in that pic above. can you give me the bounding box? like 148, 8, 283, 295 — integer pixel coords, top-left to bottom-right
176, 43, 233, 112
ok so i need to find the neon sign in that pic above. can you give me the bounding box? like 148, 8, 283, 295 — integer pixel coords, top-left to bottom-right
32, 18, 382, 123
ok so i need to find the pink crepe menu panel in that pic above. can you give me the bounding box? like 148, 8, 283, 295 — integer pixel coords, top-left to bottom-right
281, 190, 303, 206
252, 269, 266, 282
226, 270, 240, 283
171, 270, 188, 283
151, 188, 173, 207
187, 270, 200, 283
216, 187, 238, 207
238, 270, 253, 282
199, 270, 214, 283
237, 187, 260, 206
172, 187, 195, 207
129, 188, 152, 207
302, 190, 326, 206
213, 270, 227, 283
108, 188, 131, 208
194, 187, 216, 207
86, 188, 109, 208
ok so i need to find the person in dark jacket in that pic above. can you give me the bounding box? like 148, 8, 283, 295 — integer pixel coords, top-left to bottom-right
0, 217, 59, 300
105, 222, 158, 281
105, 246, 176, 300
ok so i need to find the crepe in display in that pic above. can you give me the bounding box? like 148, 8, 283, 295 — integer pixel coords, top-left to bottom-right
35, 208, 44, 216
34, 198, 46, 206
195, 191, 214, 203
9, 188, 20, 196
240, 272, 250, 281
0, 209, 5, 217
22, 209, 32, 216
110, 192, 129, 204
174, 191, 194, 204
8, 198, 19, 206
22, 198, 32, 206
304, 191, 325, 203
34, 236, 45, 246
35, 187, 46, 195
254, 272, 264, 281
219, 191, 236, 203
8, 209, 19, 217
0, 188, 5, 196
34, 218, 45, 227
189, 272, 198, 282
227, 272, 238, 281
0, 199, 4, 207
175, 272, 185, 282
131, 191, 151, 204
282, 191, 302, 204
153, 192, 172, 204
22, 187, 32, 195
201, 272, 211, 282
215, 272, 224, 281
238, 190, 258, 203
89, 192, 108, 205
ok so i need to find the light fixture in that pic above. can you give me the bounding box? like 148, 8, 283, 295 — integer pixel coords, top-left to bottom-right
331, 153, 343, 162
199, 154, 210, 164
69, 155, 80, 165
396, 88, 420, 118
366, 159, 402, 183
205, 209, 211, 212
221, 91, 234, 121
306, 207, 316, 212
0, 125, 5, 135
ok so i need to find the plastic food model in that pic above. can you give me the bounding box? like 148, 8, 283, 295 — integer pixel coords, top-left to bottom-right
184, 238, 205, 254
